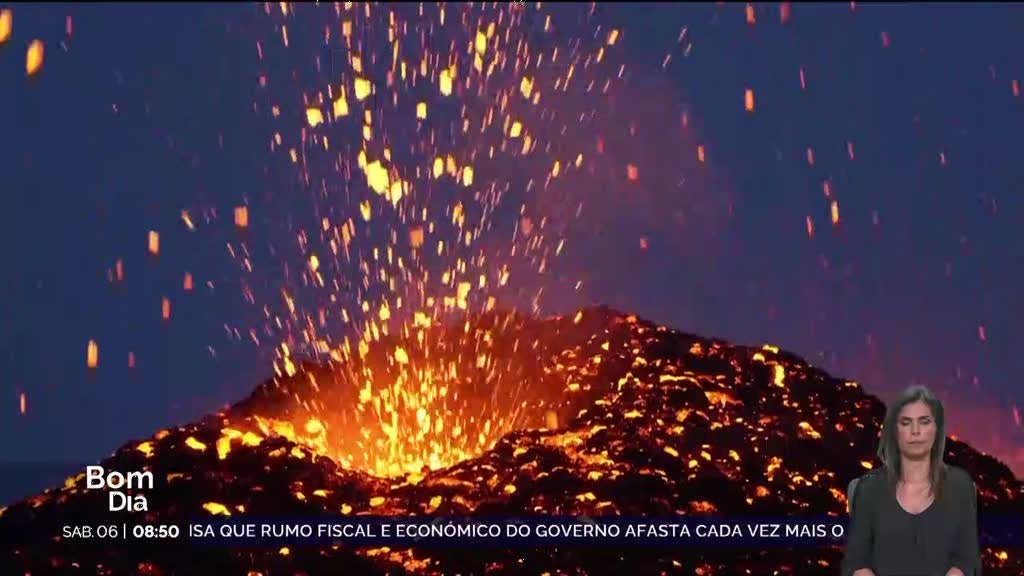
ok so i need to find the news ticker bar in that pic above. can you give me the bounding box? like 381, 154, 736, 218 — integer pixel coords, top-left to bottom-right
187, 516, 846, 548
59, 515, 1018, 548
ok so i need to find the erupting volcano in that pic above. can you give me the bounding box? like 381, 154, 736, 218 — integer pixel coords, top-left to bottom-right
2, 306, 1022, 575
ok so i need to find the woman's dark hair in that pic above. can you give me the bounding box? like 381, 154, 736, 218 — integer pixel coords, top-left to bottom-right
877, 384, 948, 499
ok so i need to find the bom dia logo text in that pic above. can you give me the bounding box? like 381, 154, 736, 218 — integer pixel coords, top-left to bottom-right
85, 465, 153, 512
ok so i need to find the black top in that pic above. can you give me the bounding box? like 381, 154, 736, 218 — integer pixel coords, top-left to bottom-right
842, 465, 981, 576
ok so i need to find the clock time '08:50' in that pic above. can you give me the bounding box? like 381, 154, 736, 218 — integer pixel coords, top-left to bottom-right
131, 524, 180, 539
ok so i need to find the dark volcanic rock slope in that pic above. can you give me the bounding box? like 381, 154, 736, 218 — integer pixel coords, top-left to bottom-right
2, 307, 1021, 575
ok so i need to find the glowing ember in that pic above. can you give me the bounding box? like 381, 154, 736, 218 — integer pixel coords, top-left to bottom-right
203, 502, 230, 516
354, 77, 372, 100
305, 108, 324, 127
780, 2, 792, 24
333, 94, 349, 117
25, 39, 43, 76
439, 68, 453, 96
86, 340, 98, 369
0, 9, 11, 44
234, 206, 249, 228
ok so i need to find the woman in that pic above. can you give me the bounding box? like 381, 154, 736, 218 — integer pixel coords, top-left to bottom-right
842, 384, 980, 576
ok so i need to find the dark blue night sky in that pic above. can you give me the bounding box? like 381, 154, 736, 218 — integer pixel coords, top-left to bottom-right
1, 3, 1022, 492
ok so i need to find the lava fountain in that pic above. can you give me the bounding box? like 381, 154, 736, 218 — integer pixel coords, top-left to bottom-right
232, 308, 591, 479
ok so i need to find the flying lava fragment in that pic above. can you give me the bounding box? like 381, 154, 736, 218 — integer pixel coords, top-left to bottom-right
306, 108, 323, 127
234, 206, 249, 228
0, 9, 11, 44
87, 340, 98, 369
439, 68, 453, 96
354, 77, 372, 101
26, 39, 43, 76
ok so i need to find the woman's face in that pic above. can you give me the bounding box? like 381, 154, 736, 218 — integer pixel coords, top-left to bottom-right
896, 400, 937, 461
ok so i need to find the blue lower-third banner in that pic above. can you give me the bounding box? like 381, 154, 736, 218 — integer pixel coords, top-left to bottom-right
187, 515, 1024, 548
